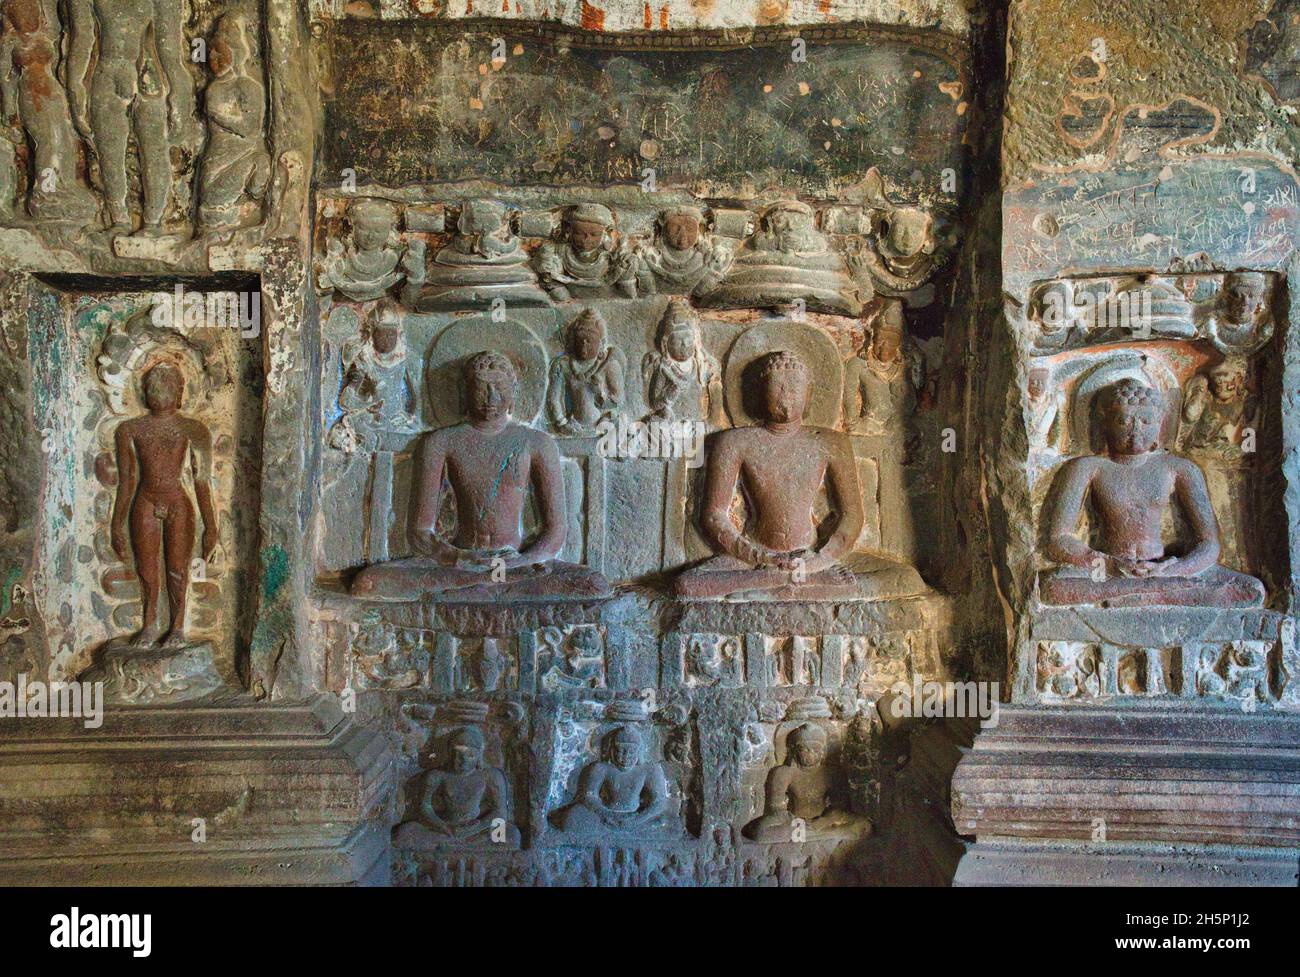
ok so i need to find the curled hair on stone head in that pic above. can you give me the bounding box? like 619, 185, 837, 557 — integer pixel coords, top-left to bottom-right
448, 725, 486, 751
143, 361, 185, 401
567, 307, 607, 341
788, 722, 828, 749
756, 349, 810, 383
1099, 377, 1165, 413
464, 350, 519, 387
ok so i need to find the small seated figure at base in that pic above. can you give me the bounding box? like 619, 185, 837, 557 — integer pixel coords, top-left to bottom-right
549, 725, 674, 838
1039, 378, 1265, 608
393, 727, 521, 849
675, 350, 924, 601
350, 351, 611, 602
743, 724, 872, 843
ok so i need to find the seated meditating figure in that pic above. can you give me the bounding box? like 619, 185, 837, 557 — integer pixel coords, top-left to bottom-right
743, 723, 871, 843
394, 726, 521, 848
550, 725, 673, 837
412, 199, 549, 311
1039, 378, 1265, 608
701, 199, 861, 316
350, 351, 611, 601
674, 350, 924, 601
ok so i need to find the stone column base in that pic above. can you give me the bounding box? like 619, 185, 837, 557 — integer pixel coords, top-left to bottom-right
0, 696, 394, 886
950, 705, 1300, 886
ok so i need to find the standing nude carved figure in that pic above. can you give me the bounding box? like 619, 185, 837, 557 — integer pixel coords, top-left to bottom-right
66, 0, 200, 234
111, 364, 218, 647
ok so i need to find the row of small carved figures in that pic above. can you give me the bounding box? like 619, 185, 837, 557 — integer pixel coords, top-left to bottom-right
316, 186, 948, 314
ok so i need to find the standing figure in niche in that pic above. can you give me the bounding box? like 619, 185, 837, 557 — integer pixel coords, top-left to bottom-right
641, 299, 724, 426
67, 0, 201, 234
1039, 378, 1265, 608
197, 11, 270, 231
842, 300, 922, 438
328, 303, 422, 454
534, 203, 636, 301
0, 0, 98, 222
547, 308, 625, 436
110, 364, 218, 648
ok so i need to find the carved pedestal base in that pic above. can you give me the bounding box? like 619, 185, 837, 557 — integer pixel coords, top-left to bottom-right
950, 705, 1300, 886
81, 640, 226, 705
0, 697, 394, 886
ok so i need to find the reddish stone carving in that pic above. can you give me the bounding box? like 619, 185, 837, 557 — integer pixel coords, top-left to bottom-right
350, 351, 610, 601
1039, 378, 1265, 607
110, 364, 218, 647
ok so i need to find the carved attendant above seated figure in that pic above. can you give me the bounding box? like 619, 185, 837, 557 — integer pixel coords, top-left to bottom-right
317, 199, 413, 302
327, 303, 422, 454
675, 351, 925, 601
550, 725, 674, 837
1202, 271, 1273, 353
394, 726, 521, 848
842, 300, 922, 437
701, 199, 861, 316
743, 723, 871, 843
547, 308, 625, 436
634, 205, 733, 297
533, 203, 637, 301
1039, 378, 1265, 608
350, 351, 610, 602
641, 300, 724, 426
412, 198, 549, 311
110, 364, 219, 648
1179, 358, 1257, 461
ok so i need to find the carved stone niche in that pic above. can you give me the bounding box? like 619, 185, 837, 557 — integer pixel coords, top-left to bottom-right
12, 279, 262, 700
734, 695, 877, 883
392, 699, 526, 855
0, 3, 302, 273
540, 697, 699, 845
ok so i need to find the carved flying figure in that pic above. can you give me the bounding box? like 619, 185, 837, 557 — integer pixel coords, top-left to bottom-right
1039, 378, 1265, 608
413, 198, 549, 311
534, 203, 637, 301
350, 350, 611, 602
675, 350, 924, 601
633, 205, 733, 297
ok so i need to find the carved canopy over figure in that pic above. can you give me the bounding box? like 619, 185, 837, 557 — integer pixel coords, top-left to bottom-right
1039, 378, 1265, 608
110, 363, 218, 648
743, 723, 871, 842
350, 350, 611, 602
675, 350, 924, 601
701, 199, 861, 316
394, 725, 521, 849
550, 724, 673, 837
412, 198, 549, 310
534, 202, 637, 301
